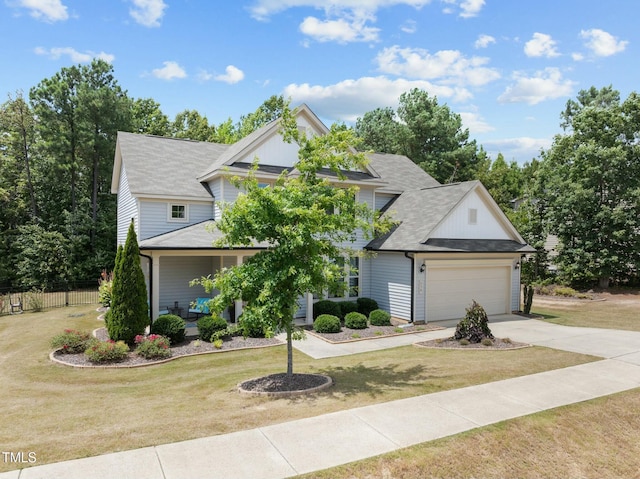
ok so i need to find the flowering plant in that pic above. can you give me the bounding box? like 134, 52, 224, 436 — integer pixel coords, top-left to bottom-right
135, 334, 172, 359
84, 339, 129, 363
51, 329, 92, 354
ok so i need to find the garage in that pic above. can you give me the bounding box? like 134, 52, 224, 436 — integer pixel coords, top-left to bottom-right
426, 264, 510, 321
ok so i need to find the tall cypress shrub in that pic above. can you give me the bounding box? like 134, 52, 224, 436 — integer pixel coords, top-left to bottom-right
107, 222, 148, 343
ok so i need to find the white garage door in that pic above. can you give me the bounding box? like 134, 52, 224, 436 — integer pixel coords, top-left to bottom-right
427, 266, 510, 321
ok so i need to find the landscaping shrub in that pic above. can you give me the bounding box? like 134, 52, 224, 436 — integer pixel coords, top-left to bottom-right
239, 315, 272, 338
51, 329, 92, 354
338, 301, 358, 319
453, 300, 494, 343
108, 223, 149, 344
344, 311, 368, 329
357, 297, 378, 317
313, 300, 341, 319
369, 309, 391, 326
211, 324, 239, 342
197, 315, 228, 342
150, 314, 186, 344
313, 314, 341, 333
84, 339, 129, 363
134, 334, 171, 359
98, 270, 113, 307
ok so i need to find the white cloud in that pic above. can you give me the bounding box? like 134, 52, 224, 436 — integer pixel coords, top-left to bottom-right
375, 45, 500, 87
498, 68, 575, 105
524, 32, 560, 58
300, 14, 379, 43
14, 0, 68, 22
400, 19, 417, 34
474, 34, 495, 49
152, 61, 187, 80
248, 1, 431, 21
34, 46, 115, 63
283, 76, 471, 122
483, 137, 552, 163
580, 28, 628, 57
214, 65, 245, 84
459, 111, 494, 134
129, 0, 167, 27
459, 0, 484, 18
571, 52, 584, 61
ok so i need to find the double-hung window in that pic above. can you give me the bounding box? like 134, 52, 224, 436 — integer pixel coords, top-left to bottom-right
326, 255, 359, 299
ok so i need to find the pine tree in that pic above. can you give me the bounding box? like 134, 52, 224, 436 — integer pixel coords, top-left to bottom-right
107, 222, 148, 343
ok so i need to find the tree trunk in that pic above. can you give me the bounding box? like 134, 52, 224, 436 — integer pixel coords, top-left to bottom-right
598, 276, 610, 289
523, 284, 534, 314
286, 324, 293, 379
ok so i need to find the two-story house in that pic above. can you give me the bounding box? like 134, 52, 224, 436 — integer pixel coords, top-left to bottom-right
111, 104, 534, 325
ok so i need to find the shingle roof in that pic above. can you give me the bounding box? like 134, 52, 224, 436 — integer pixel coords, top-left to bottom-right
367, 153, 440, 192
116, 132, 228, 199
367, 182, 476, 251
367, 181, 534, 253
139, 220, 270, 250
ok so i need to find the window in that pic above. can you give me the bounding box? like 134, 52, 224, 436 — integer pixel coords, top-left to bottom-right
168, 204, 188, 222
348, 256, 359, 298
468, 208, 477, 225
326, 256, 359, 299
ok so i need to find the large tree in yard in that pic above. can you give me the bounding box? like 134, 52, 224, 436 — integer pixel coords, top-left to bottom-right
194, 106, 390, 382
538, 86, 640, 287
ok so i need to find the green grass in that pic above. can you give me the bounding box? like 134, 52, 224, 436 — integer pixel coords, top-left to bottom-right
0, 304, 597, 472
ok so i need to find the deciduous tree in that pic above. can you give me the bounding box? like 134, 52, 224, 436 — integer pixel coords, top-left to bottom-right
193, 106, 390, 379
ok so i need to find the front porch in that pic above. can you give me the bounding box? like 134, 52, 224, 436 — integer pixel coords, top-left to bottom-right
139, 250, 314, 325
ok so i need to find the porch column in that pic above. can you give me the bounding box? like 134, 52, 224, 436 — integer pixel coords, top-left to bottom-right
152, 254, 160, 321
305, 292, 313, 325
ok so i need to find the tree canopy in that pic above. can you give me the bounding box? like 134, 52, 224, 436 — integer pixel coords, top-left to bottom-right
536, 86, 640, 287
355, 89, 483, 183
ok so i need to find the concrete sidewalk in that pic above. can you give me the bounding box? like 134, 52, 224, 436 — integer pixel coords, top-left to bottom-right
5, 317, 640, 479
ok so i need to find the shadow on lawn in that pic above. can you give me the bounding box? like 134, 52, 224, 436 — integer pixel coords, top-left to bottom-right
316, 363, 436, 399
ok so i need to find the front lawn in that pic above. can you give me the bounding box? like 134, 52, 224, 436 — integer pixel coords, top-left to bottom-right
0, 304, 597, 472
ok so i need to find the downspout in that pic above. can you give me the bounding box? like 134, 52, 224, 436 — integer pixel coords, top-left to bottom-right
404, 252, 414, 323
139, 252, 153, 328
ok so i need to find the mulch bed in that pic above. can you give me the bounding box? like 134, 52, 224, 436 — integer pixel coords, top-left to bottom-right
238, 372, 333, 397
51, 328, 283, 368
307, 322, 443, 343
415, 337, 530, 350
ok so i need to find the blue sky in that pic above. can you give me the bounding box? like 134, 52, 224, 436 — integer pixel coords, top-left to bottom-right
1, 0, 636, 164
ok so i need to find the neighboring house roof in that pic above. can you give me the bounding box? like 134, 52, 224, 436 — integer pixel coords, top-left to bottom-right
139, 220, 270, 250
367, 181, 534, 253
112, 132, 228, 200
367, 152, 440, 193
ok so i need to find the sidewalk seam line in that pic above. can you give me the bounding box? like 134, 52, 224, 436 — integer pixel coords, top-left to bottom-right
153, 447, 167, 479
256, 427, 299, 476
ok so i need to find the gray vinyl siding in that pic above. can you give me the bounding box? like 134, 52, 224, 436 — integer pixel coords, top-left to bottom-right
375, 192, 396, 212
138, 201, 213, 240
223, 178, 240, 203
158, 256, 217, 316
295, 295, 307, 318
116, 165, 138, 245
370, 252, 412, 320
208, 178, 222, 220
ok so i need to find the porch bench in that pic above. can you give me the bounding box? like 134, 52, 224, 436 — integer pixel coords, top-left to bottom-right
188, 298, 210, 319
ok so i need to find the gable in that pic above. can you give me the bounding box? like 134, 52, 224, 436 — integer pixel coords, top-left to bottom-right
430, 187, 516, 241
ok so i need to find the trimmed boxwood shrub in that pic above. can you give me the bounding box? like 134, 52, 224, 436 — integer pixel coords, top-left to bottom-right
344, 311, 368, 329
197, 315, 228, 342
314, 314, 341, 333
313, 300, 341, 319
357, 297, 378, 317
150, 314, 186, 344
369, 309, 391, 326
338, 301, 358, 319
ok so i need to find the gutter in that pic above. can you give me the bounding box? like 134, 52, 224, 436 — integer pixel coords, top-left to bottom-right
404, 252, 415, 323
139, 252, 153, 328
